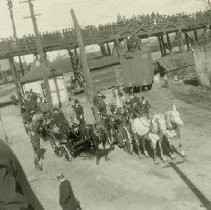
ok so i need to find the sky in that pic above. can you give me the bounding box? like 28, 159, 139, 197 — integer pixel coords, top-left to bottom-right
0, 0, 206, 39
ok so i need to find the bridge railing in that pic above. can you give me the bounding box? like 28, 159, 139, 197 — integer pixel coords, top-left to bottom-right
1, 11, 211, 57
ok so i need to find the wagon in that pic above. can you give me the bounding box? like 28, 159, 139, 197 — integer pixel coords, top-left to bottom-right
47, 125, 96, 161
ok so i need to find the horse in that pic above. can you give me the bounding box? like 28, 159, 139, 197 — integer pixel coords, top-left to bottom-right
130, 113, 167, 164
164, 105, 186, 159
88, 124, 115, 165
93, 114, 117, 149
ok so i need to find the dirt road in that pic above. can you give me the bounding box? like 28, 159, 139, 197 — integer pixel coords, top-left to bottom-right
1, 82, 211, 210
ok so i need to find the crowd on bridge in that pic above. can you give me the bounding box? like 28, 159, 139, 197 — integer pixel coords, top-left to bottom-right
0, 10, 211, 54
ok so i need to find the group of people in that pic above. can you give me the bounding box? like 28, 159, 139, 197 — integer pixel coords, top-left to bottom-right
93, 88, 151, 120
1, 10, 210, 54
20, 89, 86, 168
1, 84, 185, 210
21, 87, 152, 168
12, 90, 85, 209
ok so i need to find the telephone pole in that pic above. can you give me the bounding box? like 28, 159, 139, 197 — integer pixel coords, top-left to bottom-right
7, 0, 25, 76
20, 0, 53, 111
6, 0, 23, 106
7, 0, 16, 39
70, 9, 94, 103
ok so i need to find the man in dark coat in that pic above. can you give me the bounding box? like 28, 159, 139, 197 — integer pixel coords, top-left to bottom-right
129, 93, 140, 107
72, 99, 85, 123
140, 96, 151, 118
0, 139, 44, 210
52, 107, 70, 134
125, 93, 141, 118
57, 174, 81, 210
93, 91, 107, 115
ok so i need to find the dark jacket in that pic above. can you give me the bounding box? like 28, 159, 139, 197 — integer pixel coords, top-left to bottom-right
93, 95, 106, 110
72, 104, 84, 122
130, 96, 140, 107
140, 100, 151, 114
52, 110, 70, 134
59, 180, 80, 210
0, 139, 44, 210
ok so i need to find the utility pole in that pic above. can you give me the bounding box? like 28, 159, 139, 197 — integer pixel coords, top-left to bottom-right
7, 0, 16, 38
6, 0, 24, 107
20, 0, 53, 111
70, 9, 94, 103
7, 0, 25, 76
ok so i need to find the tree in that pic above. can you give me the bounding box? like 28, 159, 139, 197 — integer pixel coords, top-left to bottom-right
117, 13, 122, 23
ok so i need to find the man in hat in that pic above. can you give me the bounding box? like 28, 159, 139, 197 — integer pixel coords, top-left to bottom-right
93, 91, 107, 115
163, 74, 169, 89
61, 98, 76, 127
140, 96, 151, 118
129, 92, 140, 107
29, 89, 38, 110
124, 92, 141, 118
109, 88, 123, 114
57, 174, 81, 210
72, 99, 85, 123
52, 107, 70, 135
30, 110, 46, 170
0, 139, 44, 210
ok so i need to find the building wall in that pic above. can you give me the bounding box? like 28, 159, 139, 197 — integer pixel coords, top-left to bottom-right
193, 42, 211, 88
0, 59, 13, 83
0, 59, 10, 70
23, 76, 68, 105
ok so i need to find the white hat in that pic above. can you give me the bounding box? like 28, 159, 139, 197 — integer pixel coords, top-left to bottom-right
57, 173, 65, 180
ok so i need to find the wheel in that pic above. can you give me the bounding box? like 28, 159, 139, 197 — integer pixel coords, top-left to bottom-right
59, 145, 72, 161
122, 127, 133, 155
48, 132, 59, 148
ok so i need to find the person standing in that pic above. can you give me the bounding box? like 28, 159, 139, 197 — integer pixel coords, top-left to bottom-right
140, 96, 151, 118
163, 74, 169, 89
61, 98, 76, 127
0, 139, 44, 210
57, 174, 81, 210
10, 94, 18, 105
52, 107, 70, 134
29, 89, 38, 109
127, 93, 141, 117
38, 97, 49, 114
31, 110, 45, 170
93, 91, 107, 115
129, 92, 140, 107
72, 99, 85, 123
109, 88, 124, 114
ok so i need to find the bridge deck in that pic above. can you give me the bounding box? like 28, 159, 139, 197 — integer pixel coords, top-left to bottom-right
0, 17, 208, 59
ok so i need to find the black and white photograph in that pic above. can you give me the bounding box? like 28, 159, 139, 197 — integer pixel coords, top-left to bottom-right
0, 0, 211, 209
